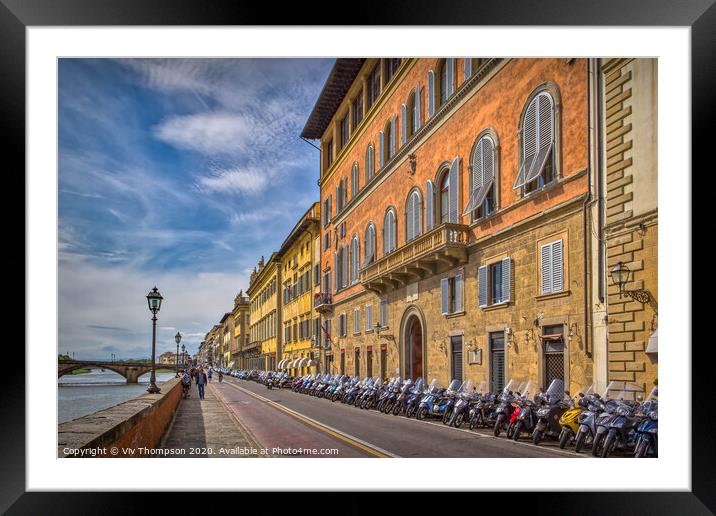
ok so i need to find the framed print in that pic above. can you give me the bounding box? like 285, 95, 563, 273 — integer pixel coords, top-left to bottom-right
5, 0, 710, 512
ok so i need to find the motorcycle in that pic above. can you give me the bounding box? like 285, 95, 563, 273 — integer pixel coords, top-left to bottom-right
417, 379, 460, 421
633, 386, 658, 458
467, 383, 494, 430
448, 380, 476, 427
439, 379, 463, 425
532, 379, 571, 445
396, 378, 424, 417
360, 377, 384, 409
557, 384, 595, 449
510, 381, 538, 441
377, 378, 401, 413
592, 381, 642, 457
493, 379, 520, 437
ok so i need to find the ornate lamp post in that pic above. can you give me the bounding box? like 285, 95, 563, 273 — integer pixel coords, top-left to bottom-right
181, 343, 186, 368
175, 331, 182, 376
610, 261, 653, 304
146, 286, 163, 394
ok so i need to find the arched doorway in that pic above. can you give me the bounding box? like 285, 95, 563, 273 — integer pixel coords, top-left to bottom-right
405, 315, 423, 380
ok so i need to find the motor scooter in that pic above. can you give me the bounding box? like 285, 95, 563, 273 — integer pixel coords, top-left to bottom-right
448, 380, 475, 427
493, 379, 520, 437
532, 379, 571, 445
592, 381, 642, 457
511, 381, 538, 441
633, 386, 658, 458
556, 384, 594, 449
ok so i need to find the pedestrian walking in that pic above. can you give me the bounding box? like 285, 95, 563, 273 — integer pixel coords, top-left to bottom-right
207, 368, 213, 383
218, 370, 223, 383
196, 367, 207, 400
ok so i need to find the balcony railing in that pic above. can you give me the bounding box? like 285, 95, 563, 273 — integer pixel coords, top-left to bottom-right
313, 292, 333, 312
360, 223, 469, 293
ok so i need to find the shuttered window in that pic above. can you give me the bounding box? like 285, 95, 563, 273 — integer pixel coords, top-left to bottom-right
341, 244, 348, 289
351, 162, 359, 198
365, 304, 373, 331
464, 58, 472, 79
354, 308, 360, 334
378, 131, 384, 169
406, 190, 422, 241
414, 83, 421, 132
389, 116, 396, 158
541, 240, 564, 294
514, 91, 555, 190
478, 257, 512, 307
464, 134, 496, 219
425, 180, 434, 230
401, 103, 408, 145
383, 209, 396, 255
427, 70, 435, 117
448, 157, 460, 223
441, 274, 464, 315
350, 235, 359, 284
379, 298, 388, 327
366, 144, 375, 182
364, 224, 376, 266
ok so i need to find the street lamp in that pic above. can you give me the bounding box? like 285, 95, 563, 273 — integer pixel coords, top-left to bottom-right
175, 331, 182, 376
146, 286, 163, 394
181, 343, 186, 367
610, 261, 652, 304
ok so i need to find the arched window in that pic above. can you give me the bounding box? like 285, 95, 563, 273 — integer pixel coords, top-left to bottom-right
405, 189, 423, 242
366, 144, 375, 182
404, 86, 421, 142
437, 157, 460, 224
436, 58, 455, 109
364, 223, 376, 266
383, 208, 397, 255
514, 89, 556, 193
464, 132, 498, 220
350, 234, 360, 284
351, 162, 359, 198
382, 117, 396, 165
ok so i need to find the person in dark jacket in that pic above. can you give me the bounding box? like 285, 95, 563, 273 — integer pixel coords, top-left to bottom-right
196, 367, 208, 400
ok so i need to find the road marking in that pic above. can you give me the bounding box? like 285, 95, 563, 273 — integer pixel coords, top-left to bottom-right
223, 381, 398, 458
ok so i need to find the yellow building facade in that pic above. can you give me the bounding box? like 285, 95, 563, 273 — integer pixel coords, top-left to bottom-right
231, 290, 250, 369
247, 254, 282, 370
276, 203, 322, 377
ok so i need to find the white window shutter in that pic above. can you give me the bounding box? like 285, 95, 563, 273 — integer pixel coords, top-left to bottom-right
390, 116, 396, 156
366, 304, 372, 330
383, 215, 388, 255
448, 157, 460, 223
390, 211, 396, 251
552, 240, 563, 292
354, 309, 360, 334
414, 192, 421, 237
406, 196, 414, 241
501, 257, 511, 303
441, 278, 449, 315
426, 180, 434, 230
455, 274, 463, 312
464, 58, 472, 80
541, 243, 553, 294
538, 93, 554, 149
447, 58, 455, 95
401, 104, 408, 145
334, 252, 338, 291
342, 244, 348, 288
415, 83, 422, 130
478, 265, 488, 307
379, 131, 384, 168
428, 70, 435, 117
352, 163, 358, 197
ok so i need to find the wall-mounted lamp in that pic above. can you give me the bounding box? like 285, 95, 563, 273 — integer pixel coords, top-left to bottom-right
610, 261, 653, 305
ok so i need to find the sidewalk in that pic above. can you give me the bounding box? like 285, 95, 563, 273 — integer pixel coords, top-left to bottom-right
161, 381, 259, 457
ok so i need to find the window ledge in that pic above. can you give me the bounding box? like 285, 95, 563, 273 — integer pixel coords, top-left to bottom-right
365, 329, 375, 334
480, 302, 510, 312
536, 290, 571, 302
353, 332, 361, 336
445, 311, 466, 319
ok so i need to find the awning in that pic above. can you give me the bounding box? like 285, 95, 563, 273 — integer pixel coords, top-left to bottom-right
645, 329, 658, 355
278, 359, 287, 369
298, 358, 310, 367
290, 359, 300, 368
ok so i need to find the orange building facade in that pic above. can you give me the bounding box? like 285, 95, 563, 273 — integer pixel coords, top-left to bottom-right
302, 58, 607, 395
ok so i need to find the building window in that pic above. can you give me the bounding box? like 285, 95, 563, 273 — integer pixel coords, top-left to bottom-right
314, 264, 320, 285
440, 172, 450, 224
334, 245, 348, 292
323, 195, 332, 227
478, 258, 512, 307
379, 298, 388, 327
383, 208, 397, 255
465, 133, 498, 220
540, 240, 564, 295
514, 90, 556, 193
382, 117, 396, 164
354, 349, 360, 376
360, 146, 372, 186
338, 313, 347, 338
365, 304, 373, 331
385, 58, 402, 84
367, 64, 381, 110
349, 235, 360, 284
325, 139, 333, 168
406, 86, 421, 139
340, 114, 350, 149
405, 189, 422, 242
438, 158, 460, 224
353, 308, 361, 334
352, 93, 363, 130
351, 162, 359, 198
323, 229, 330, 251
440, 273, 464, 315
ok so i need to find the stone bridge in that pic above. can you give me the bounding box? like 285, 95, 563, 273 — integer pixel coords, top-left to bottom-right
58, 360, 156, 383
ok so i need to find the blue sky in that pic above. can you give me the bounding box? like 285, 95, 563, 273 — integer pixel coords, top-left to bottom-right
59, 58, 333, 360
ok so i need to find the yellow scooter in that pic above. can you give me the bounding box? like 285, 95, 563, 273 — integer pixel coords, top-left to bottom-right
558, 384, 594, 449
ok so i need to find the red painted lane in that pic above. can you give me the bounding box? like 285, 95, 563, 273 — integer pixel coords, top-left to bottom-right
210, 381, 373, 458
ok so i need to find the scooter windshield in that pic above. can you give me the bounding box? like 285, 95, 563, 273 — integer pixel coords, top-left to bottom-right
605, 381, 643, 401
476, 381, 488, 394
520, 380, 535, 399
374, 378, 383, 388
447, 379, 461, 392
545, 379, 565, 403
413, 378, 424, 392
645, 386, 658, 402
401, 380, 413, 393
427, 379, 439, 392
459, 380, 473, 393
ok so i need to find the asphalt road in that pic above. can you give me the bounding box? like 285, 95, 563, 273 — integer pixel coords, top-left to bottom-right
214, 377, 588, 458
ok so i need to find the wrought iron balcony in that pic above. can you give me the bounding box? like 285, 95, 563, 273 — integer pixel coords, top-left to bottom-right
360, 223, 469, 294
313, 292, 333, 312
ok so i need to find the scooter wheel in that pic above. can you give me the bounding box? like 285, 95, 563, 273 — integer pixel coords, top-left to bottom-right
591, 432, 604, 457
574, 430, 587, 453
601, 431, 616, 458
416, 407, 427, 420
512, 421, 522, 441
634, 438, 648, 458
454, 413, 464, 428
532, 430, 543, 445
559, 429, 571, 449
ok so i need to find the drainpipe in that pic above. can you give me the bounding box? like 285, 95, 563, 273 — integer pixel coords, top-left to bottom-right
582, 59, 594, 359
596, 59, 605, 303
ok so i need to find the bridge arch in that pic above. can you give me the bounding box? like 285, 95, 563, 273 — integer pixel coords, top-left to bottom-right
58, 361, 153, 383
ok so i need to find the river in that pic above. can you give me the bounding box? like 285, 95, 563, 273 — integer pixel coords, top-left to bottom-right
58, 368, 178, 423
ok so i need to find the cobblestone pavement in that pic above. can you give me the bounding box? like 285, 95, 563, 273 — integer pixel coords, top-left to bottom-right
161, 381, 259, 457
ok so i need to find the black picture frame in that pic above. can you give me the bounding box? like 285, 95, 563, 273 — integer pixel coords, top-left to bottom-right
5, 0, 708, 512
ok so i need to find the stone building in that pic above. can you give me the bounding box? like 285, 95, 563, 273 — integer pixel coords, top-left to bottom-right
231, 290, 250, 370
302, 58, 607, 395
219, 312, 233, 369
601, 58, 658, 394
275, 202, 323, 377
247, 254, 282, 371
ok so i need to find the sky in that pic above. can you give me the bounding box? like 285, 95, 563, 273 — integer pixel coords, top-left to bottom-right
58, 58, 334, 361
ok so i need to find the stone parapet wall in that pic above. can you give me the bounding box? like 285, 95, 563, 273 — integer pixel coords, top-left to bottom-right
58, 378, 181, 458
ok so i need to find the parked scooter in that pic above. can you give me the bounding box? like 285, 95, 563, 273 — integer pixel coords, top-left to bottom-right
493, 379, 520, 437
377, 378, 401, 413
360, 377, 384, 409
532, 379, 571, 445
510, 381, 538, 441
601, 382, 644, 458
396, 378, 424, 417
633, 386, 658, 458
448, 380, 475, 427
592, 381, 642, 457
467, 382, 493, 430
557, 384, 594, 449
